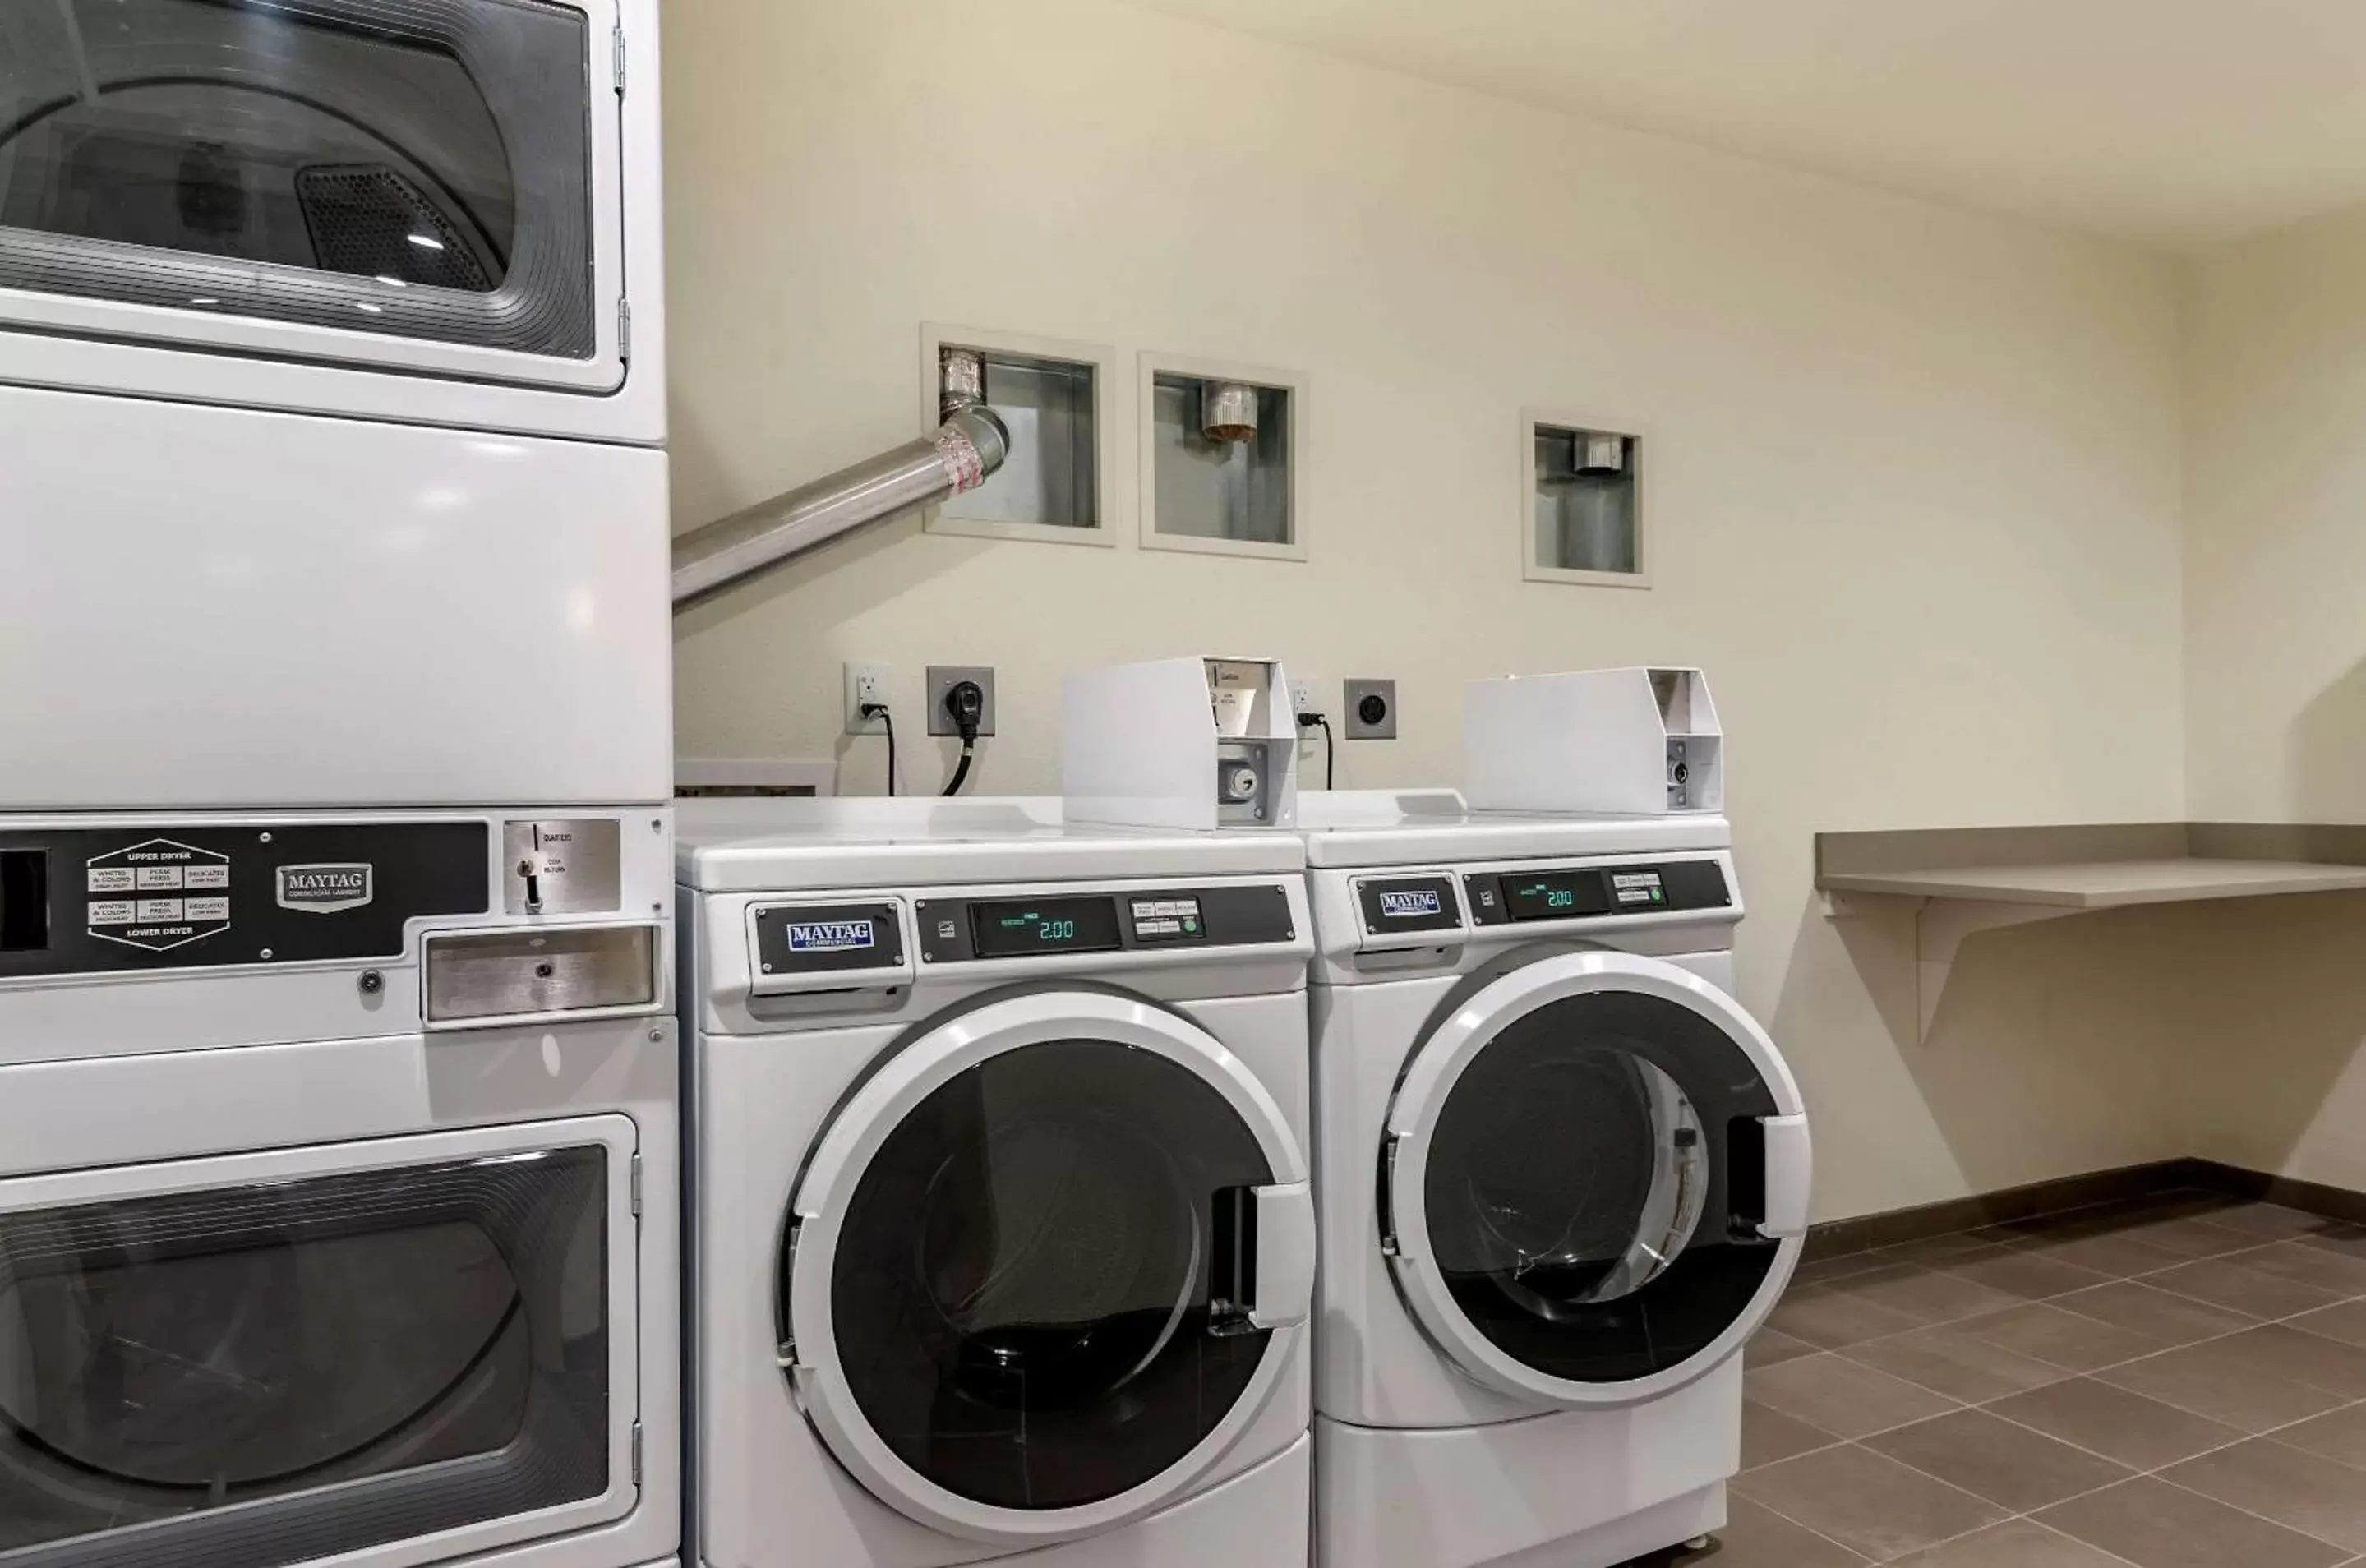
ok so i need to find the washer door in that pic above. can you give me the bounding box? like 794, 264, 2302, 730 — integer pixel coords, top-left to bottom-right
1384, 950, 1810, 1409
780, 990, 1314, 1547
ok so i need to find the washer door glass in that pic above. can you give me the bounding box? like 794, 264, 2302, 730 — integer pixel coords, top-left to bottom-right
814, 1038, 1276, 1511
0, 1144, 612, 1567
0, 0, 598, 356
1418, 989, 1780, 1386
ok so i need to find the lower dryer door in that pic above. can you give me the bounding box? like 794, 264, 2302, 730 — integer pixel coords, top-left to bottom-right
779, 989, 1314, 1548
0, 1116, 642, 1568
1382, 949, 1810, 1409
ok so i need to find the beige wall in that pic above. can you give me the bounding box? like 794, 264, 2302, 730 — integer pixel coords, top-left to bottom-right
664, 0, 2194, 1220
2181, 210, 2366, 1193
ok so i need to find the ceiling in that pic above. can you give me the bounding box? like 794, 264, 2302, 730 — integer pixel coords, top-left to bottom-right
1118, 0, 2366, 252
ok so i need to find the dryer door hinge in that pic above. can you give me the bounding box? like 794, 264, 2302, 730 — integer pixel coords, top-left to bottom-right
629, 1420, 643, 1485
629, 1151, 643, 1217
1378, 1134, 1403, 1257
617, 299, 633, 362
611, 25, 627, 95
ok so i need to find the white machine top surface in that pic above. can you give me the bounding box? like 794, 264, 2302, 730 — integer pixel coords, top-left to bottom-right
676, 796, 1305, 892
1295, 791, 1732, 868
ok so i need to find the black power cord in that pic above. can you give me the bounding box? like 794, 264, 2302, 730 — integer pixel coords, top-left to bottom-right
941, 680, 985, 796
1297, 709, 1335, 789
860, 702, 897, 796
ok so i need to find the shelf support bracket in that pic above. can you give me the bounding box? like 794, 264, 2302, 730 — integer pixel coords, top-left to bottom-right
1824, 891, 2080, 1041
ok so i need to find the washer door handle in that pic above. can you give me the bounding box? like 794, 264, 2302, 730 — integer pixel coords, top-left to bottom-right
1757, 1114, 1813, 1238
1248, 1181, 1315, 1330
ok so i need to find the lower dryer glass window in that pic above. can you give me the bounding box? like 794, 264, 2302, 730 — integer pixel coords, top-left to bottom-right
1421, 990, 1778, 1385
814, 1039, 1274, 1510
0, 1145, 611, 1567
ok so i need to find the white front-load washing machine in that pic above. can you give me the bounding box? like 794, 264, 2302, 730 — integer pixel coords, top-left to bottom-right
1296, 792, 1812, 1568
676, 799, 1318, 1568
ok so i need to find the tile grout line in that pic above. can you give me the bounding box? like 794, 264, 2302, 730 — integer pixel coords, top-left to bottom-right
1746, 1201, 2366, 1566
1806, 1257, 2366, 1451
1742, 1427, 2152, 1567
1813, 1245, 2365, 1392
2127, 1395, 2366, 1553
2147, 1464, 2366, 1559
1725, 1487, 1879, 1566
1741, 1201, 2366, 1561
1760, 1383, 2366, 1562
1779, 1295, 2365, 1450
1842, 1429, 2141, 1541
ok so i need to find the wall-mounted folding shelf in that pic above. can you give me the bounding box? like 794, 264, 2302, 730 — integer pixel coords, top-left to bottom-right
1816, 823, 2366, 1038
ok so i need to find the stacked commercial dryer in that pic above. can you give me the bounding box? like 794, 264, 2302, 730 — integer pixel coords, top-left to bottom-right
0, 6, 681, 1568
1064, 659, 1813, 1568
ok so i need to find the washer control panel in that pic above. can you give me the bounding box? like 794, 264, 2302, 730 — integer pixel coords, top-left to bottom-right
1128, 894, 1205, 943
917, 883, 1295, 966
1464, 858, 1731, 926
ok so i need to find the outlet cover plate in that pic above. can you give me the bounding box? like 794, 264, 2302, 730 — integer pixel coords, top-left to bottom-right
927, 666, 999, 737
1344, 678, 1397, 740
844, 662, 891, 735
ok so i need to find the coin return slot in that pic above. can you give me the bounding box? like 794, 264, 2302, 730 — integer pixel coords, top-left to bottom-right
0, 851, 48, 952
425, 925, 657, 1024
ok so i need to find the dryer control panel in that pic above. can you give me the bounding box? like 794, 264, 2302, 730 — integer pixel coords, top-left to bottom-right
0, 822, 490, 977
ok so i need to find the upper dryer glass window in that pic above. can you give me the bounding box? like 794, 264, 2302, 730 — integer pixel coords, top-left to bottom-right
0, 0, 596, 357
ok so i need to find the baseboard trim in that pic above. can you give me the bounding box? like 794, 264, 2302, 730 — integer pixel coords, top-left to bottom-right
1806, 1157, 2359, 1259
2187, 1159, 2366, 1228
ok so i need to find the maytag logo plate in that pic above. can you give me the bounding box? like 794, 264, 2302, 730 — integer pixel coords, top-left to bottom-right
1378, 888, 1444, 918
278, 863, 375, 915
786, 920, 875, 952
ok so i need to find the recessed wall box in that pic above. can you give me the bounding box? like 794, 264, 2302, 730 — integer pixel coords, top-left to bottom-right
1464, 666, 1723, 815
1524, 413, 1646, 587
1063, 657, 1300, 830
922, 324, 1118, 547
1141, 354, 1306, 560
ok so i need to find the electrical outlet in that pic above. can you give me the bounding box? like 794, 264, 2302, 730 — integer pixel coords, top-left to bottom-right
1289, 672, 1326, 721
1343, 678, 1398, 740
844, 662, 892, 735
927, 666, 998, 737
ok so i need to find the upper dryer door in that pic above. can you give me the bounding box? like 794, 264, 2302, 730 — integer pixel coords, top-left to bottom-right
1383, 949, 1810, 1409
0, 0, 626, 397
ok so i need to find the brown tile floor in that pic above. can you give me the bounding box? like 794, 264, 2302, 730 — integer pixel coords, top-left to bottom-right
1623, 1192, 2366, 1566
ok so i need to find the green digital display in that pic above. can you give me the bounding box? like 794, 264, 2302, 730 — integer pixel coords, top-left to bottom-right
1504, 872, 1605, 921
971, 896, 1123, 958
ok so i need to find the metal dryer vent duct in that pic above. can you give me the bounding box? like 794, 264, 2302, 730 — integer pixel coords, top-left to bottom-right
1201, 380, 1259, 443
671, 348, 1010, 606
1579, 432, 1626, 475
